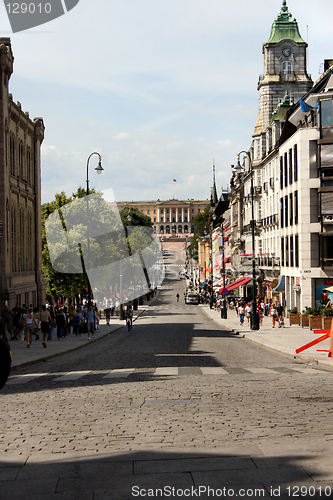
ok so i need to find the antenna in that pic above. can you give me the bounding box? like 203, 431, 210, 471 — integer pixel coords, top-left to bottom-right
306, 24, 309, 44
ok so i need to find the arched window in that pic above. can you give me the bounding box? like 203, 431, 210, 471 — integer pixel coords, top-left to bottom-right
10, 135, 15, 175
166, 225, 170, 234
11, 209, 16, 272
184, 225, 188, 233
282, 61, 292, 75
19, 142, 24, 179
178, 225, 182, 233
159, 225, 164, 234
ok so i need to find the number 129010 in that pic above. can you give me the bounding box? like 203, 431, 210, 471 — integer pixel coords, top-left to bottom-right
6, 2, 52, 14
287, 485, 332, 497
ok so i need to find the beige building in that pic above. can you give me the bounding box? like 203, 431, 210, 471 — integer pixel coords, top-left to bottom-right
0, 38, 45, 308
117, 199, 209, 235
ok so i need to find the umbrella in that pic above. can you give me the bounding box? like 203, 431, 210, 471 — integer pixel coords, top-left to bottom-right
324, 286, 333, 293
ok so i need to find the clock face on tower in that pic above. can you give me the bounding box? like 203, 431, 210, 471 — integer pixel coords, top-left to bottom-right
282, 47, 292, 57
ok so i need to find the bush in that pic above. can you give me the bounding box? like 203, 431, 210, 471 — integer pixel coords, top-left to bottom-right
303, 307, 322, 316
288, 307, 298, 314
320, 308, 333, 317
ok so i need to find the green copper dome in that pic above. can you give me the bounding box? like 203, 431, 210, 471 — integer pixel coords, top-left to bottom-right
267, 0, 306, 44
270, 91, 293, 124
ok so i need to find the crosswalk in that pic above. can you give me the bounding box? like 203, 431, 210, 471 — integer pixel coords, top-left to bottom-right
6, 365, 327, 385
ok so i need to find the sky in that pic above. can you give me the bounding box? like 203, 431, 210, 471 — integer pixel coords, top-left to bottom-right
1, 0, 333, 203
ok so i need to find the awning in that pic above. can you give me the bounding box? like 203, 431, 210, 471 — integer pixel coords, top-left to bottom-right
273, 275, 285, 292
219, 277, 252, 293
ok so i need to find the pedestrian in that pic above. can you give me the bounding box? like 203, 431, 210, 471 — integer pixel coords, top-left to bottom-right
104, 307, 111, 326
176, 293, 180, 302
2, 305, 14, 340
40, 305, 51, 348
24, 308, 36, 347
258, 305, 264, 327
277, 303, 285, 327
86, 305, 96, 340
56, 308, 66, 340
72, 309, 82, 336
270, 305, 277, 328
12, 303, 23, 341
245, 302, 252, 325
33, 307, 40, 341
239, 304, 245, 325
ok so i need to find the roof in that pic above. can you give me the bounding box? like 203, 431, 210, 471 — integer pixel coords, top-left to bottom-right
267, 1, 306, 45
270, 91, 293, 124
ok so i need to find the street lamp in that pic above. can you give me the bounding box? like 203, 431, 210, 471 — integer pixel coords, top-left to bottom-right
235, 151, 259, 330
221, 217, 228, 319
209, 214, 216, 309
85, 152, 103, 306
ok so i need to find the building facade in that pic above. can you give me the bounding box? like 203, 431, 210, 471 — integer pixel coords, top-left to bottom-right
0, 38, 45, 308
225, 1, 333, 310
117, 199, 209, 235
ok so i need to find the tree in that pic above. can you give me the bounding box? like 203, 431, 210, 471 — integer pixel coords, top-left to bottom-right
188, 204, 210, 260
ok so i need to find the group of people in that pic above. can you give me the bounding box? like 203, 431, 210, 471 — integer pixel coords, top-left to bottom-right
0, 302, 102, 348
229, 299, 285, 328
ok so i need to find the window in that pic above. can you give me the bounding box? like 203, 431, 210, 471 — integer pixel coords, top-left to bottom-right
281, 237, 285, 266
154, 217, 156, 222
153, 209, 156, 214
321, 99, 333, 127
172, 209, 175, 213
286, 237, 289, 267
282, 61, 292, 75
280, 198, 284, 228
280, 157, 283, 189
295, 235, 299, 267
294, 191, 298, 224
289, 149, 293, 185
284, 195, 288, 227
198, 208, 201, 213
294, 145, 298, 182
284, 153, 288, 187
192, 209, 194, 213
289, 193, 293, 226
320, 144, 333, 167
147, 210, 150, 214
290, 236, 294, 268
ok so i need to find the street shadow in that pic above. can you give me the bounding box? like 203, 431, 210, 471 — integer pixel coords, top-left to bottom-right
3, 322, 243, 395
0, 449, 327, 500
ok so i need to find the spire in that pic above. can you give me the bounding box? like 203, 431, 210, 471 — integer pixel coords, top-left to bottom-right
267, 1, 306, 44
210, 162, 218, 207
281, 0, 288, 13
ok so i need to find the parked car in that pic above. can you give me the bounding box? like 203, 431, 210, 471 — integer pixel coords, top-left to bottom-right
185, 292, 199, 305
0, 336, 11, 390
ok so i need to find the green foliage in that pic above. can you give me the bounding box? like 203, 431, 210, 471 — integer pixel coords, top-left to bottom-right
41, 193, 154, 303
288, 307, 298, 314
320, 307, 333, 317
303, 307, 322, 316
188, 205, 210, 260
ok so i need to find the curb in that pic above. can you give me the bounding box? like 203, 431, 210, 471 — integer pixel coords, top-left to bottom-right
10, 307, 147, 372
200, 305, 332, 369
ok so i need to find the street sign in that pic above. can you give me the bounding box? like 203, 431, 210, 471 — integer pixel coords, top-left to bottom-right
222, 288, 228, 295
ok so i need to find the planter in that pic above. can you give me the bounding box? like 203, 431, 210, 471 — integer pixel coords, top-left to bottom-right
322, 317, 333, 330
289, 313, 301, 326
301, 314, 309, 328
309, 315, 322, 330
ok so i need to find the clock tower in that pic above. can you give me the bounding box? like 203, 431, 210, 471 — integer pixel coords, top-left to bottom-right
253, 0, 312, 141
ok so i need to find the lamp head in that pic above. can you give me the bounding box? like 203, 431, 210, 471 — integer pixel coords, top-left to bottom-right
95, 159, 104, 175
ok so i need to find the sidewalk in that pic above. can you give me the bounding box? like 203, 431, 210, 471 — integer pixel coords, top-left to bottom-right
9, 302, 150, 370
200, 305, 332, 368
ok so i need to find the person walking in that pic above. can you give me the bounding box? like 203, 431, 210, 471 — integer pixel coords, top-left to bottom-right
277, 303, 285, 328
239, 304, 245, 325
125, 305, 133, 330
176, 293, 180, 303
56, 308, 66, 340
270, 305, 277, 328
72, 309, 82, 336
40, 305, 51, 348
245, 302, 252, 325
24, 308, 36, 347
86, 305, 96, 340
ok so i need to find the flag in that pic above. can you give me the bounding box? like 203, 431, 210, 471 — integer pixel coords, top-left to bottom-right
299, 98, 318, 113
173, 179, 177, 182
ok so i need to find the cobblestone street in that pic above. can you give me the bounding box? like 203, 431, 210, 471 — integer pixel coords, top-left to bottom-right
1, 256, 333, 499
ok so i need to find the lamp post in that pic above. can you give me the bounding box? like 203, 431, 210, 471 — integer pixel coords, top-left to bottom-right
209, 214, 215, 309
234, 151, 259, 330
85, 152, 104, 306
221, 217, 228, 319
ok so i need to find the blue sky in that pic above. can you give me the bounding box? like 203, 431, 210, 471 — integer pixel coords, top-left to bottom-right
1, 0, 332, 203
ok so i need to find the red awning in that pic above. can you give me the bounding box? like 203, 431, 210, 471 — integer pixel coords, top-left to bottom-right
225, 277, 252, 292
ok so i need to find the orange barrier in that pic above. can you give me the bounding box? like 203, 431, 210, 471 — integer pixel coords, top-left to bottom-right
296, 326, 331, 358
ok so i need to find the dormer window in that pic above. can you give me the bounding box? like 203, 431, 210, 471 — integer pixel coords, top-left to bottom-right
282, 61, 293, 75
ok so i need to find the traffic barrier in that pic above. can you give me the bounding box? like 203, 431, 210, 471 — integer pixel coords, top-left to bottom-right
296, 327, 331, 358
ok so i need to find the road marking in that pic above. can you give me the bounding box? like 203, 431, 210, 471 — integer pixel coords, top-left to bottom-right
246, 368, 278, 374
53, 371, 92, 381
290, 367, 321, 374
200, 367, 229, 375
154, 367, 178, 376
6, 373, 48, 385
103, 368, 135, 379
